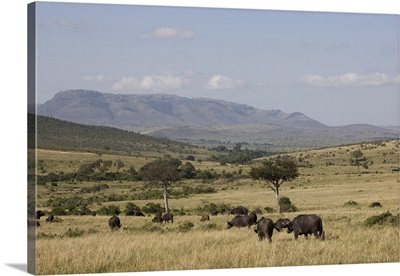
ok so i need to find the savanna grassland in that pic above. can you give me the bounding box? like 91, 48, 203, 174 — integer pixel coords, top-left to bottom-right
33, 140, 399, 275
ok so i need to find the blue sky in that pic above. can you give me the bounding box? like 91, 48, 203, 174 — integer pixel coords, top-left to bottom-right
35, 2, 399, 126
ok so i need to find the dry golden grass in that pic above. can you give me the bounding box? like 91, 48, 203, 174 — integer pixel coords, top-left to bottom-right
34, 140, 400, 274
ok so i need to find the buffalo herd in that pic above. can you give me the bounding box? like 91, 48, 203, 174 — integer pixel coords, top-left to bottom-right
33, 208, 325, 242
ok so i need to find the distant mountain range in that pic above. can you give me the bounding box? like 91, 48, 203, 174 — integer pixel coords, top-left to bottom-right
36, 89, 398, 151
36, 89, 325, 129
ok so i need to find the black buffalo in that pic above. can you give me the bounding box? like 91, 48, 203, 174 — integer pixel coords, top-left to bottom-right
126, 211, 145, 216
287, 214, 325, 240
36, 210, 45, 220
274, 218, 290, 232
152, 213, 163, 223
249, 212, 257, 226
108, 215, 122, 230
45, 214, 54, 223
230, 207, 248, 215
162, 213, 174, 223
254, 217, 275, 242
227, 215, 252, 229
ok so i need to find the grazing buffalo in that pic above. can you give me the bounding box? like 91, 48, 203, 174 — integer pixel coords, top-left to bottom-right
254, 217, 275, 242
200, 213, 210, 221
45, 214, 54, 223
210, 210, 218, 216
162, 213, 174, 223
249, 212, 257, 226
108, 215, 122, 230
287, 214, 325, 240
227, 215, 252, 229
36, 210, 45, 220
126, 211, 145, 216
152, 213, 163, 223
230, 207, 248, 215
274, 218, 290, 232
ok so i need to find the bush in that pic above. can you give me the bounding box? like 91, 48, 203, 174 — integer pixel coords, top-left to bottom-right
264, 207, 274, 213
201, 223, 219, 231
279, 196, 298, 212
141, 202, 164, 214
51, 207, 67, 216
97, 205, 121, 216
179, 221, 194, 232
64, 228, 85, 238
364, 212, 399, 227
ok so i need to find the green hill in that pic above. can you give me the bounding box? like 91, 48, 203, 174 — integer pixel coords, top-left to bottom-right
29, 114, 208, 157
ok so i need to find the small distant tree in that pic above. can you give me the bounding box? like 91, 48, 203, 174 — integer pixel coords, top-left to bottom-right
139, 157, 182, 214
249, 156, 299, 213
350, 150, 368, 173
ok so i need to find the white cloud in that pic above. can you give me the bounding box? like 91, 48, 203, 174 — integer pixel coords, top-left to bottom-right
112, 72, 189, 92
80, 73, 108, 82
140, 27, 195, 40
299, 72, 394, 88
203, 75, 244, 90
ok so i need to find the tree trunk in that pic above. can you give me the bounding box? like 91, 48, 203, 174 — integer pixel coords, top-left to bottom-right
163, 183, 169, 214
275, 186, 281, 213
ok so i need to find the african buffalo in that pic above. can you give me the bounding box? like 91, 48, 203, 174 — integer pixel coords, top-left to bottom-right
152, 213, 163, 223
210, 210, 218, 216
227, 215, 251, 229
249, 212, 257, 226
200, 213, 210, 221
162, 213, 174, 223
36, 210, 45, 220
274, 218, 290, 232
230, 207, 248, 215
45, 214, 54, 223
254, 217, 275, 242
287, 214, 325, 240
108, 215, 122, 230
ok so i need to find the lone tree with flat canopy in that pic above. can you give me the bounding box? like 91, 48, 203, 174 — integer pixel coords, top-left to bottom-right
249, 156, 299, 213
139, 157, 182, 214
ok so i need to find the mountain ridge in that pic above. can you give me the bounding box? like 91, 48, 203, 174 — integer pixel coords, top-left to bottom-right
37, 89, 326, 130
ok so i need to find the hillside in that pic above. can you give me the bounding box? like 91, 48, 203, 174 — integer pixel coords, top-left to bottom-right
36, 89, 398, 151
29, 114, 210, 158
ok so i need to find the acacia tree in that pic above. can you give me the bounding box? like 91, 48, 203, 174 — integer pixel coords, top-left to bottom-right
249, 156, 299, 213
139, 158, 182, 214
350, 149, 368, 174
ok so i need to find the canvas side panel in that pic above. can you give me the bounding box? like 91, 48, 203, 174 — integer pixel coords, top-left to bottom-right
27, 2, 37, 275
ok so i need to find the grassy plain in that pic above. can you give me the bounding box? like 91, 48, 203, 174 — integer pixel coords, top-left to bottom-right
34, 140, 399, 274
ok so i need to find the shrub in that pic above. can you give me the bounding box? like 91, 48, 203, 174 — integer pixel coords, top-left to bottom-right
141, 202, 164, 214
125, 202, 141, 213
51, 207, 67, 216
364, 211, 399, 227
179, 221, 194, 232
264, 207, 274, 213
64, 228, 85, 238
279, 196, 298, 212
97, 205, 121, 216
